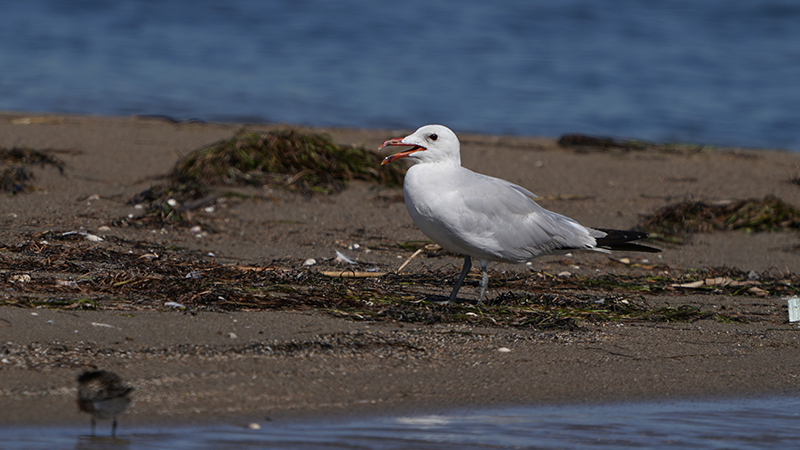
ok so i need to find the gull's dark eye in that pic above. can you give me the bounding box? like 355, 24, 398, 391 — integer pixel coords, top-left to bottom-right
429, 133, 438, 141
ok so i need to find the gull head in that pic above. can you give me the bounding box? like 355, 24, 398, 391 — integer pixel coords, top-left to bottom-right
380, 124, 461, 166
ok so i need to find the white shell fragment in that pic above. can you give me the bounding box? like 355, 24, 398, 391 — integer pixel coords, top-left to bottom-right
10, 274, 31, 283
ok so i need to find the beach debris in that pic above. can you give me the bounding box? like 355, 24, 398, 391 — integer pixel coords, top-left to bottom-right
788, 296, 800, 324
334, 249, 356, 265
497, 347, 512, 353
396, 243, 443, 274
61, 231, 104, 242
747, 286, 768, 297
2, 232, 795, 329
91, 322, 114, 328
672, 277, 757, 289
247, 423, 262, 430
227, 332, 238, 339
303, 258, 317, 266
10, 274, 31, 283
321, 271, 387, 278
396, 248, 424, 274
11, 116, 66, 125
639, 195, 800, 236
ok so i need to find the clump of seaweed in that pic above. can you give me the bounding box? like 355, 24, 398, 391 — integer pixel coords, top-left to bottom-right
0, 146, 64, 193
4, 231, 792, 329
172, 128, 404, 197
639, 195, 800, 236
558, 134, 703, 154
122, 128, 406, 226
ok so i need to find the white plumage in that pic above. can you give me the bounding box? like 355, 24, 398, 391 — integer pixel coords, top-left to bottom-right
381, 125, 658, 302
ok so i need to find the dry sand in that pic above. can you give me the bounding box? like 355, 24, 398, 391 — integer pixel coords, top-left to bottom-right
1, 112, 799, 426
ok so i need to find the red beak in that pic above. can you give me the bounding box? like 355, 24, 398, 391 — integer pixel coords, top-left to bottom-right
379, 138, 426, 165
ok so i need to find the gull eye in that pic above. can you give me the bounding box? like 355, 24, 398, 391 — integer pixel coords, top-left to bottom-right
429, 133, 438, 141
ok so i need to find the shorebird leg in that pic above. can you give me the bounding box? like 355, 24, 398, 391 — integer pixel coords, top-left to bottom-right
91, 415, 96, 436
112, 417, 118, 438
478, 260, 489, 303
448, 256, 472, 302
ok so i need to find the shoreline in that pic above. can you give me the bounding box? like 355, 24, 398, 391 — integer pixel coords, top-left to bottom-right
1, 112, 799, 425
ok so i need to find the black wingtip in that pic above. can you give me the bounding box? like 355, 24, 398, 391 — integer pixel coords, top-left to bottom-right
593, 228, 661, 253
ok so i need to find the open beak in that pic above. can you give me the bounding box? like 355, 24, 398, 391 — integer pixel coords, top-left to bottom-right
379, 138, 426, 165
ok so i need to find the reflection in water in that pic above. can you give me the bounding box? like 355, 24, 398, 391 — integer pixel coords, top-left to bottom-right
4, 396, 800, 449
74, 435, 132, 450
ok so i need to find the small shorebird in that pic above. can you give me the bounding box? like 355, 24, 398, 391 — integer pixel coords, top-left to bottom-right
380, 125, 660, 302
77, 369, 134, 437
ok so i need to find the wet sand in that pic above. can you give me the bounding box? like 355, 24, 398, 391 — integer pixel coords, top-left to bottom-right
1, 112, 799, 426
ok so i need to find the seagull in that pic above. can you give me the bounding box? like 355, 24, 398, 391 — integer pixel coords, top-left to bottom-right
77, 369, 134, 437
380, 124, 660, 302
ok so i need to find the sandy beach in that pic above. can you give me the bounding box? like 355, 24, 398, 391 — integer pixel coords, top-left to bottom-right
1, 112, 799, 426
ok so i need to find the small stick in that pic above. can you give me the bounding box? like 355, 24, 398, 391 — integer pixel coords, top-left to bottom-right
396, 248, 424, 274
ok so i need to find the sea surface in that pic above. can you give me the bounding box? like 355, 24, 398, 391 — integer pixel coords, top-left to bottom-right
2, 0, 800, 150
4, 396, 800, 449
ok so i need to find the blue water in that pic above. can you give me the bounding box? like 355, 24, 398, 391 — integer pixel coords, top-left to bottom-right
4, 396, 800, 449
2, 1, 800, 150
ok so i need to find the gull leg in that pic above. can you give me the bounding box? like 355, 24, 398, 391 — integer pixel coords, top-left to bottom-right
112, 417, 118, 438
448, 256, 472, 302
478, 260, 489, 303
91, 416, 96, 436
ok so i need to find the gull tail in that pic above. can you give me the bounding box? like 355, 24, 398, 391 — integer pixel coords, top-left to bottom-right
593, 228, 661, 253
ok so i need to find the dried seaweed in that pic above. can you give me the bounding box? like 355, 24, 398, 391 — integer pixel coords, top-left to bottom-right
172, 128, 404, 197
639, 195, 800, 236
2, 232, 793, 330
0, 146, 65, 193
124, 128, 406, 226
558, 134, 703, 154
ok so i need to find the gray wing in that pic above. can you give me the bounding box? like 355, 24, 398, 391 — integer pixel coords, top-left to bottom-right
454, 171, 602, 262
